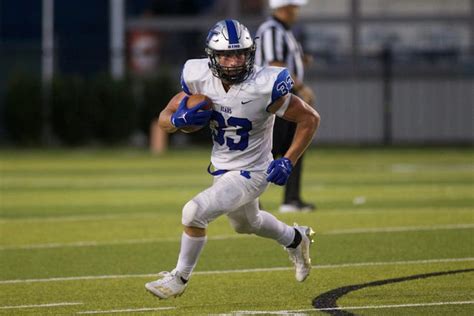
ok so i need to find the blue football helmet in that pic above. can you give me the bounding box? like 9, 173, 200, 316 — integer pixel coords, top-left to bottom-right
205, 19, 256, 84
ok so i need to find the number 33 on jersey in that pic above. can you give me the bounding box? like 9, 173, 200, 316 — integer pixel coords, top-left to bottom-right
181, 58, 294, 172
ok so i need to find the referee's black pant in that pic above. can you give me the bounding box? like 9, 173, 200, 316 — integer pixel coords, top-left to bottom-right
272, 116, 303, 204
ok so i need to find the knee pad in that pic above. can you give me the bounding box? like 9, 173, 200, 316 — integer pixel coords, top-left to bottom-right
182, 200, 206, 228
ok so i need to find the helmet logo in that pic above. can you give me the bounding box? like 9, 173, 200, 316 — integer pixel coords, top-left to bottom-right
206, 30, 220, 44
228, 43, 241, 49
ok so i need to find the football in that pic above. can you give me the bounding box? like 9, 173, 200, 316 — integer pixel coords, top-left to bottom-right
181, 94, 213, 133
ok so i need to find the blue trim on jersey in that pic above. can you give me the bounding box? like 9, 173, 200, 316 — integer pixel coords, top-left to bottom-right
266, 68, 294, 112
180, 69, 191, 95
207, 163, 252, 179
225, 20, 239, 44
207, 163, 229, 176
240, 170, 251, 179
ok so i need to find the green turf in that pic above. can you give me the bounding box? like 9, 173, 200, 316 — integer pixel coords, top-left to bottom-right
0, 147, 473, 315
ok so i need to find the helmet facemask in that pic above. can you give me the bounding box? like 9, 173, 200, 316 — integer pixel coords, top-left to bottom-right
206, 45, 256, 84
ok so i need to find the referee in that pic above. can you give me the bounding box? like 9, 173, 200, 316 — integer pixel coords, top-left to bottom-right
256, 0, 316, 213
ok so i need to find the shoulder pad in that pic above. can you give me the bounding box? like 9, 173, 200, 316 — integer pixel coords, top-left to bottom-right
181, 58, 210, 95
252, 66, 294, 112
255, 66, 294, 104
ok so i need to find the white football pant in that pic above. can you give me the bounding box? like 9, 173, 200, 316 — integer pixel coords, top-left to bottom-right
182, 170, 294, 246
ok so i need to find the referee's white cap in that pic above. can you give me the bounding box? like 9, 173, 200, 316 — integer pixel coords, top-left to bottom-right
269, 0, 307, 9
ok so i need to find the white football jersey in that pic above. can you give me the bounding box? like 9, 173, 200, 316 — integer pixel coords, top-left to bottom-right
181, 58, 294, 172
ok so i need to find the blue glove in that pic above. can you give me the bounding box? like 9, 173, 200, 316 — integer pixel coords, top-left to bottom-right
171, 96, 212, 128
266, 157, 293, 186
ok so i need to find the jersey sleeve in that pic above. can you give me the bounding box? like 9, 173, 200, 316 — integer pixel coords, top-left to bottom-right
180, 69, 193, 95
180, 59, 209, 95
263, 67, 294, 112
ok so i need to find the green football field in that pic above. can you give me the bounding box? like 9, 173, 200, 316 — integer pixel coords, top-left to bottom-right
0, 147, 473, 315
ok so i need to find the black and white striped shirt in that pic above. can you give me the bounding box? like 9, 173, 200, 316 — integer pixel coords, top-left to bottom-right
255, 16, 304, 83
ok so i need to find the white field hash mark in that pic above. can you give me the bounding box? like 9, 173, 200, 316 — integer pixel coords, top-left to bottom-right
0, 257, 472, 285
233, 300, 474, 314
77, 307, 175, 314
0, 302, 83, 310
1, 223, 473, 251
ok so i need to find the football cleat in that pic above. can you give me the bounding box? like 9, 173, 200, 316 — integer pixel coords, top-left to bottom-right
286, 224, 315, 282
145, 269, 187, 299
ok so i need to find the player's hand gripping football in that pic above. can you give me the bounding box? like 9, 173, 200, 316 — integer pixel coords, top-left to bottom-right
266, 157, 293, 186
171, 96, 212, 128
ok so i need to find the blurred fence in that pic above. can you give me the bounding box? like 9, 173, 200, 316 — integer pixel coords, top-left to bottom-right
312, 76, 474, 145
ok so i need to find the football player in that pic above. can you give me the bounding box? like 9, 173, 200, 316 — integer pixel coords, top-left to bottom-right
145, 19, 320, 299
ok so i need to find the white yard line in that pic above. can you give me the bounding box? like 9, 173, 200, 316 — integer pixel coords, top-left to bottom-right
1, 223, 472, 251
77, 307, 175, 314
0, 302, 83, 310
0, 274, 155, 285
390, 163, 474, 173
0, 213, 161, 224
233, 300, 474, 314
0, 257, 472, 285
325, 223, 474, 235
0, 234, 244, 250
0, 207, 447, 224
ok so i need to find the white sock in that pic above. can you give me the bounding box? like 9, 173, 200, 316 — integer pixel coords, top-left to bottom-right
175, 232, 207, 280
255, 211, 295, 247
